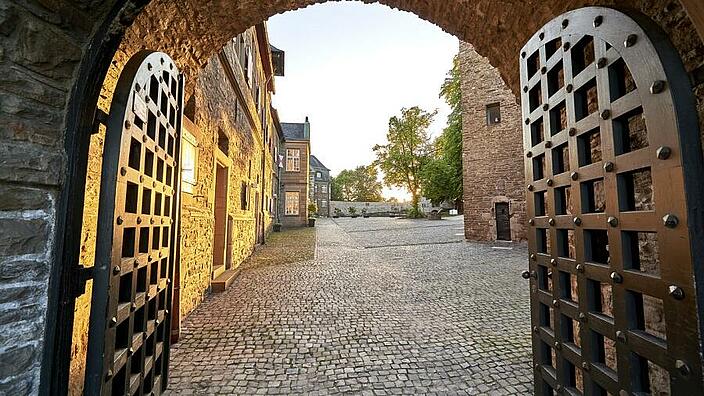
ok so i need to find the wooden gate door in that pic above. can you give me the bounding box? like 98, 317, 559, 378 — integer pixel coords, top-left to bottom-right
496, 202, 512, 241
85, 51, 183, 395
520, 7, 704, 394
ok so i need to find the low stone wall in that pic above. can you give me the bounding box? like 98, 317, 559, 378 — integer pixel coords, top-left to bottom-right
330, 201, 412, 216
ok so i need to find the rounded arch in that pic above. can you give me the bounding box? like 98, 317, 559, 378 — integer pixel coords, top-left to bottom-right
32, 0, 704, 393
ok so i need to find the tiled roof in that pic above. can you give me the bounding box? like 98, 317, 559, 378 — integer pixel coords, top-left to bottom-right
281, 122, 307, 141
309, 155, 330, 171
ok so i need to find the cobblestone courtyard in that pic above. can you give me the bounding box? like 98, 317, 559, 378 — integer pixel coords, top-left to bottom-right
167, 217, 533, 394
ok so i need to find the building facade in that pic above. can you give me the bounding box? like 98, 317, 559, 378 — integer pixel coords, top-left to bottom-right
66, 23, 284, 394
309, 155, 331, 217
460, 42, 527, 242
280, 119, 311, 227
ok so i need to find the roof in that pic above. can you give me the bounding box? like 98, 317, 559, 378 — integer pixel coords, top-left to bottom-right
281, 122, 308, 141
309, 155, 330, 171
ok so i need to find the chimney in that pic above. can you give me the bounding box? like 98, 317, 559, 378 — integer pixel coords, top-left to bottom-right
303, 116, 310, 140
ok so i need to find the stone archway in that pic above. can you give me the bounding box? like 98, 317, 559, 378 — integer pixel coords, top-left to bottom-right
1, 0, 704, 393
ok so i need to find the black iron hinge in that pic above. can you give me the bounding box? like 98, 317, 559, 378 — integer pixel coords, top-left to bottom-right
71, 264, 94, 298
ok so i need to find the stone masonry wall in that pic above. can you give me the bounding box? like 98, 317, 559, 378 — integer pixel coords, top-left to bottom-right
1, 0, 704, 393
460, 43, 527, 242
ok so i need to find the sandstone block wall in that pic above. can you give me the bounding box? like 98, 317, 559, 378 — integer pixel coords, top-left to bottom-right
460, 43, 527, 242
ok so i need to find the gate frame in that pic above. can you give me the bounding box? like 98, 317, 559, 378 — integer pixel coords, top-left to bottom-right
40, 1, 704, 395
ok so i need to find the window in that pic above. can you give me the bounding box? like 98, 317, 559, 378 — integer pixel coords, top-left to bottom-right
244, 46, 253, 85
285, 192, 299, 215
240, 181, 249, 210
321, 185, 328, 194
181, 126, 198, 194
487, 103, 502, 125
316, 171, 322, 178
321, 200, 328, 208
286, 149, 300, 172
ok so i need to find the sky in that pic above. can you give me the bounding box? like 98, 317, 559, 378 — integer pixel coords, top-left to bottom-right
267, 1, 458, 200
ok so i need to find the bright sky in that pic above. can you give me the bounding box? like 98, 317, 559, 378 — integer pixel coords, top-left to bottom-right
268, 1, 458, 201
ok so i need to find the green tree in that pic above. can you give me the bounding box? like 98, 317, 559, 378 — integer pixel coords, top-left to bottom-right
373, 106, 436, 217
421, 55, 463, 206
330, 165, 383, 202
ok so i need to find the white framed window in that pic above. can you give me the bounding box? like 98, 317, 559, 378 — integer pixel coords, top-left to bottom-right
321, 200, 328, 208
285, 191, 299, 215
286, 149, 300, 172
321, 185, 328, 193
181, 127, 198, 194
316, 171, 322, 178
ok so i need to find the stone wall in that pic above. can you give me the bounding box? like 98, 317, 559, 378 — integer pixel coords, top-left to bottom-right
331, 201, 412, 216
2, 0, 704, 393
460, 43, 527, 242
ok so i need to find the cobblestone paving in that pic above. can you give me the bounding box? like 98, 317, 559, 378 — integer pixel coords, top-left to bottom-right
167, 217, 533, 394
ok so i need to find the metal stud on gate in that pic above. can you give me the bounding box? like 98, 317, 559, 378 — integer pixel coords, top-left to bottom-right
650, 80, 666, 94
544, 141, 552, 148
603, 161, 615, 172
593, 15, 603, 27
563, 42, 571, 51
550, 258, 557, 266
573, 217, 582, 226
607, 216, 618, 227
546, 179, 554, 187
616, 330, 627, 343
624, 34, 638, 47
548, 218, 556, 226
566, 84, 573, 93
570, 172, 579, 181
568, 127, 576, 136
669, 285, 685, 300
561, 19, 569, 29
541, 66, 547, 75
601, 109, 611, 120
529, 219, 535, 226
597, 58, 608, 68
657, 146, 672, 160
663, 214, 679, 228
677, 360, 692, 377
610, 272, 623, 284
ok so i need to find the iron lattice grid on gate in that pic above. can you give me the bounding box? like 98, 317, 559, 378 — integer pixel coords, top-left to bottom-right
520, 7, 702, 395
85, 51, 183, 396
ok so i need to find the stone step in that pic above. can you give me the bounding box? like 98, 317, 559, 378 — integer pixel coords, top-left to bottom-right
212, 268, 241, 293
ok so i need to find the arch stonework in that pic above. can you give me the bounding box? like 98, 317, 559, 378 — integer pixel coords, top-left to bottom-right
1, 0, 704, 393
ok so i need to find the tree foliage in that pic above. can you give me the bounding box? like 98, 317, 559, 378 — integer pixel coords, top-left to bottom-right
330, 165, 383, 202
420, 55, 463, 206
373, 106, 436, 217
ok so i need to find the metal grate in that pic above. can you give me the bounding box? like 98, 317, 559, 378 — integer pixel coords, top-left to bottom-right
520, 7, 703, 395
85, 51, 183, 396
